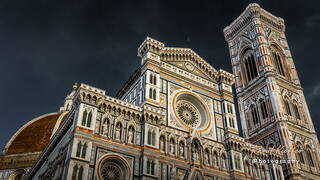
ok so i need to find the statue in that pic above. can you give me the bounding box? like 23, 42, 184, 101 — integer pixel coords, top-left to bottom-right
115, 124, 121, 140
128, 128, 134, 143
170, 140, 175, 154
103, 121, 110, 137
179, 143, 184, 157
160, 137, 165, 151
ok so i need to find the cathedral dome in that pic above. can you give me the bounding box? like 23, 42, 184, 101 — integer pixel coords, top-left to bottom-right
3, 112, 67, 155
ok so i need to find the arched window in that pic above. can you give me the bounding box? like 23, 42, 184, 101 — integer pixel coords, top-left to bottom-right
229, 118, 235, 128
76, 142, 82, 157
293, 103, 301, 120
81, 110, 87, 126
147, 160, 155, 175
153, 75, 157, 85
266, 99, 274, 116
149, 88, 153, 99
271, 46, 286, 77
153, 89, 156, 100
78, 166, 83, 180
147, 130, 152, 145
72, 165, 78, 180
87, 112, 92, 127
296, 143, 305, 164
250, 105, 260, 126
149, 74, 154, 84
306, 146, 315, 167
259, 99, 268, 119
81, 143, 87, 158
243, 51, 258, 83
151, 130, 156, 146
283, 97, 291, 116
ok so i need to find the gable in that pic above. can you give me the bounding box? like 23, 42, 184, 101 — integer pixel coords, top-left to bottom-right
160, 47, 217, 81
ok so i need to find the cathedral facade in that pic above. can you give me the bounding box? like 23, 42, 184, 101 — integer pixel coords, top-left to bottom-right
0, 3, 319, 180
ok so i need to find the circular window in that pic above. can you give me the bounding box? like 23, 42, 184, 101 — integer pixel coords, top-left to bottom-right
173, 91, 210, 131
98, 155, 130, 180
101, 162, 122, 180
176, 100, 200, 128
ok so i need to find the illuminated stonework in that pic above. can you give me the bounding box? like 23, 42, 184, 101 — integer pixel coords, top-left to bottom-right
1, 3, 319, 180
100, 163, 121, 180
176, 100, 200, 128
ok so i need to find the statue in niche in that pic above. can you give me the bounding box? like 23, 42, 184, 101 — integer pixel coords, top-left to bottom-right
128, 126, 134, 144
103, 119, 110, 137
179, 142, 184, 157
191, 140, 201, 162
169, 139, 175, 154
192, 146, 199, 161
160, 136, 165, 152
115, 123, 122, 140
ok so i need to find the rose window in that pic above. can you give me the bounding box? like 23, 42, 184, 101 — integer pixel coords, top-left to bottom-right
172, 92, 210, 131
101, 162, 122, 180
176, 100, 200, 128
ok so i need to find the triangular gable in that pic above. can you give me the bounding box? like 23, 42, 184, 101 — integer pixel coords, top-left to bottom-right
160, 47, 217, 81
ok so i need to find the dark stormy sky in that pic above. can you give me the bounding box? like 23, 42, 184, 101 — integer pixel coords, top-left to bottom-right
1, 0, 320, 150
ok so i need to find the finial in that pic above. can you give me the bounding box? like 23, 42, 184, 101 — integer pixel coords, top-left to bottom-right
73, 82, 78, 89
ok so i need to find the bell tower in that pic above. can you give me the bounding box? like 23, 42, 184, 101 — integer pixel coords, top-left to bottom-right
224, 3, 320, 179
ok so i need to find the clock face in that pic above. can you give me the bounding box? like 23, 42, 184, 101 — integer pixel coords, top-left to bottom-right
172, 91, 210, 131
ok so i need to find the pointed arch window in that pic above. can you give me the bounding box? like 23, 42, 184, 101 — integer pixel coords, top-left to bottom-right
81, 110, 87, 126
76, 141, 88, 159
87, 112, 92, 127
78, 166, 83, 180
72, 165, 84, 180
151, 130, 156, 146
296, 144, 305, 164
306, 147, 315, 167
243, 51, 258, 84
147, 129, 156, 146
149, 88, 153, 99
149, 74, 154, 84
283, 97, 292, 116
250, 105, 260, 126
293, 103, 301, 120
153, 89, 156, 100
229, 118, 235, 128
259, 99, 269, 119
147, 130, 151, 144
81, 110, 92, 128
147, 160, 155, 175
72, 165, 78, 180
81, 143, 87, 158
271, 50, 285, 77
76, 142, 82, 157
